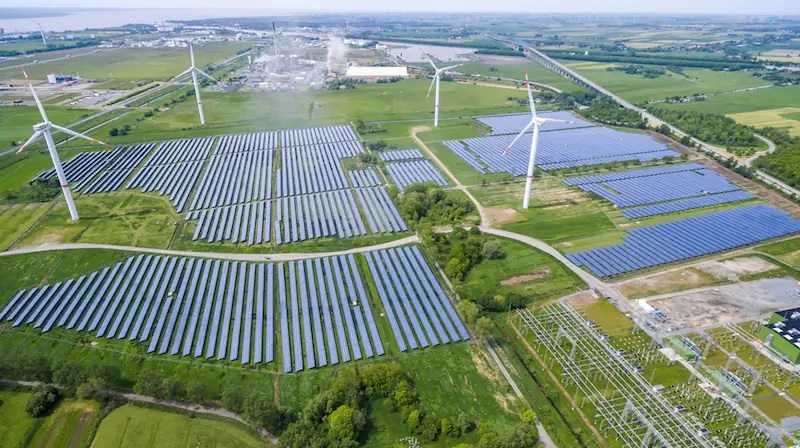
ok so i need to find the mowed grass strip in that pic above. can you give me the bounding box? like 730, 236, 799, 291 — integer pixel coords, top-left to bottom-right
27, 400, 99, 448
0, 203, 53, 250
0, 390, 40, 448
91, 405, 262, 448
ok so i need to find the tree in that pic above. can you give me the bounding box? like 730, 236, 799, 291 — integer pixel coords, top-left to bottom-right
243, 392, 291, 433
108, 127, 119, 137
25, 385, 59, 417
221, 386, 246, 414
134, 370, 166, 398
445, 256, 470, 282
406, 409, 422, 431
475, 317, 494, 338
76, 377, 106, 400
480, 240, 505, 259
520, 409, 537, 425
186, 381, 206, 403
392, 379, 418, 408
328, 404, 357, 440
456, 412, 474, 434
457, 300, 480, 326
441, 417, 460, 437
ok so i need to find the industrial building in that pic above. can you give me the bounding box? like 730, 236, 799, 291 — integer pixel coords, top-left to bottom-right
758, 307, 800, 364
345, 66, 408, 82
47, 73, 78, 84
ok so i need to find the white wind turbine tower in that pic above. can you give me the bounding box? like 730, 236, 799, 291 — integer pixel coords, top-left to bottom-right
170, 41, 224, 125
504, 72, 573, 209
425, 55, 462, 127
17, 68, 109, 222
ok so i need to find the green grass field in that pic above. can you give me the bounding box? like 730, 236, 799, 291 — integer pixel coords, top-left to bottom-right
0, 390, 40, 448
457, 60, 585, 93
60, 79, 530, 147
562, 61, 767, 103
0, 148, 98, 196
18, 194, 178, 249
0, 203, 53, 250
0, 106, 92, 150
0, 43, 251, 82
28, 399, 99, 448
662, 85, 800, 115
91, 405, 262, 448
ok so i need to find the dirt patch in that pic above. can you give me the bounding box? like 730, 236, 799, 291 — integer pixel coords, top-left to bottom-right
67, 412, 94, 448
616, 268, 721, 299
697, 256, 779, 281
565, 291, 600, 309
273, 374, 280, 408
484, 207, 517, 226
500, 268, 551, 285
469, 347, 514, 410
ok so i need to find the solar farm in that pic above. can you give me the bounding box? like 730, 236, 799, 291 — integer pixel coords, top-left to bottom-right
0, 245, 468, 370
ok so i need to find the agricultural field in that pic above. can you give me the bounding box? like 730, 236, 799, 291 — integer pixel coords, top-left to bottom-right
662, 85, 800, 115
91, 405, 262, 448
457, 59, 585, 92
561, 61, 768, 103
0, 203, 53, 250
27, 399, 99, 448
728, 108, 800, 137
0, 106, 92, 150
0, 42, 252, 82
0, 390, 40, 448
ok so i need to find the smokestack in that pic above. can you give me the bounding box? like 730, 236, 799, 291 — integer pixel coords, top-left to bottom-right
272, 22, 278, 59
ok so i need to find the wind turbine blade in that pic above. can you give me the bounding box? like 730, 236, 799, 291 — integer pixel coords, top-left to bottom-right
170, 68, 193, 82
189, 41, 196, 68
50, 124, 109, 147
524, 72, 537, 118
17, 130, 44, 154
195, 68, 222, 85
426, 54, 438, 71
441, 64, 463, 72
426, 74, 437, 98
538, 117, 574, 125
501, 120, 535, 156
22, 68, 49, 123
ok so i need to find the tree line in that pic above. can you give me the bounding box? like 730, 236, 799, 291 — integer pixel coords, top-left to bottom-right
646, 107, 759, 152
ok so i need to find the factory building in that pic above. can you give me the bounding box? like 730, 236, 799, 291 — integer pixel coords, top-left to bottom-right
758, 307, 800, 364
47, 73, 78, 84
344, 66, 409, 82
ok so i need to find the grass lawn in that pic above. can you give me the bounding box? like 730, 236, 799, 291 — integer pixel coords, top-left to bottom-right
0, 203, 53, 250
59, 80, 530, 147
457, 236, 586, 304
561, 61, 767, 103
662, 85, 800, 115
0, 148, 100, 196
28, 399, 99, 448
0, 390, 40, 448
91, 404, 262, 448
756, 237, 800, 256
0, 43, 252, 82
728, 107, 800, 137
18, 193, 178, 249
468, 179, 618, 243
457, 61, 585, 93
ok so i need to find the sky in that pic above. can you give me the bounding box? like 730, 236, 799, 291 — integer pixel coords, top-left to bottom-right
11, 0, 800, 14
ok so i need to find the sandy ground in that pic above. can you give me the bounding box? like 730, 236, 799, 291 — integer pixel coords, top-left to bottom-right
642, 277, 800, 331
697, 257, 780, 281
616, 268, 717, 298
500, 268, 551, 285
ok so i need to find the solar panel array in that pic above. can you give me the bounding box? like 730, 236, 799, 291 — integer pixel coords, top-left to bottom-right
189, 150, 273, 211
275, 142, 362, 198
445, 126, 680, 175
475, 111, 594, 135
378, 149, 425, 161
365, 246, 470, 352
34, 150, 118, 190
214, 132, 278, 154
386, 160, 449, 191
442, 140, 485, 172
0, 246, 469, 370
82, 144, 155, 194
563, 163, 756, 219
143, 137, 215, 167
281, 125, 358, 147
190, 202, 272, 245
355, 187, 409, 234
566, 205, 800, 277
275, 191, 367, 245
349, 168, 382, 188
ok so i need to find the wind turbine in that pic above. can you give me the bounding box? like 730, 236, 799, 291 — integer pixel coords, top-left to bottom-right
17, 68, 109, 222
170, 41, 223, 125
28, 20, 46, 46
503, 72, 573, 210
425, 55, 462, 127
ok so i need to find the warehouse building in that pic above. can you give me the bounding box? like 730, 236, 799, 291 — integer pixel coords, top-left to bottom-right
344, 66, 408, 82
758, 307, 800, 364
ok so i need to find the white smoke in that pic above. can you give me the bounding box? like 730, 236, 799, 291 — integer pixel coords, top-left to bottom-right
326, 36, 348, 74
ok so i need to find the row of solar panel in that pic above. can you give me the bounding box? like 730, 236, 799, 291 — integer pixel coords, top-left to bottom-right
563, 163, 706, 186
475, 111, 593, 135
442, 141, 486, 173
365, 246, 470, 352
0, 255, 274, 364
275, 141, 363, 198
386, 160, 449, 191
281, 125, 358, 148
189, 150, 274, 212
349, 168, 382, 188
577, 168, 739, 208
79, 144, 158, 195
378, 149, 425, 161
355, 187, 409, 234
35, 150, 118, 191
281, 255, 385, 372
215, 132, 279, 154
445, 126, 679, 176
127, 160, 206, 213
567, 205, 800, 277
621, 191, 757, 220
144, 137, 215, 167
275, 191, 368, 245
191, 201, 272, 245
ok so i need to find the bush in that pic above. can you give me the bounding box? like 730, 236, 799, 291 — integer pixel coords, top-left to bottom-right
457, 300, 480, 326
480, 240, 505, 259
26, 385, 59, 417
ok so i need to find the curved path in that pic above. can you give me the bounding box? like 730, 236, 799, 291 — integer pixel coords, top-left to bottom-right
0, 235, 420, 261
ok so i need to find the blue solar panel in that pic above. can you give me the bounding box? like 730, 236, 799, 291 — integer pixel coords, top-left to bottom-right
323, 256, 351, 363
216, 261, 238, 359
241, 263, 255, 364
569, 205, 800, 277
279, 263, 292, 373
476, 111, 594, 135
339, 255, 373, 358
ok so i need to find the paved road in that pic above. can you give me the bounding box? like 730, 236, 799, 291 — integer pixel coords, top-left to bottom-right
454, 72, 563, 93
0, 379, 278, 443
0, 235, 421, 261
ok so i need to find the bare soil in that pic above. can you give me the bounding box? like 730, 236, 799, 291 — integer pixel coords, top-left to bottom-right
483, 207, 517, 225
697, 256, 779, 281
616, 268, 720, 299
565, 291, 600, 309
500, 268, 551, 285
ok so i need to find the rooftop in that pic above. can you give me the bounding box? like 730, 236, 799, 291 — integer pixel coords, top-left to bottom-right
767, 307, 800, 347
